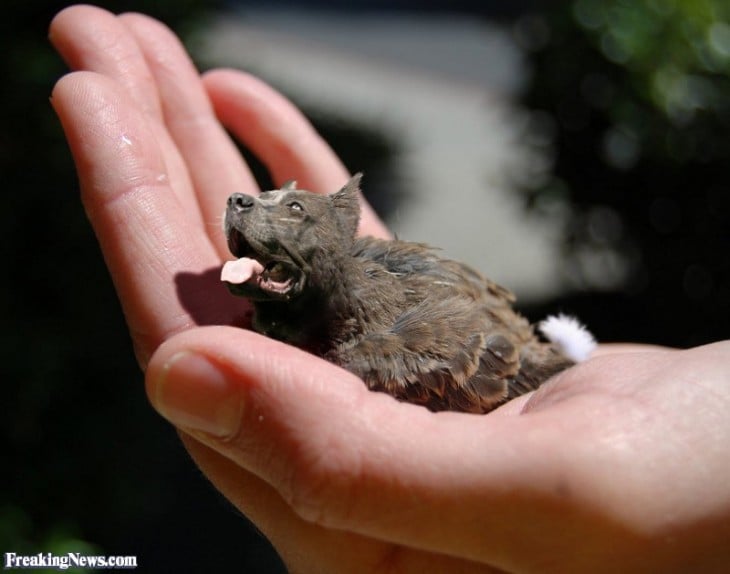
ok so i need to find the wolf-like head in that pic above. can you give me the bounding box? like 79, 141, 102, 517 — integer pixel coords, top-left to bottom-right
221, 173, 362, 302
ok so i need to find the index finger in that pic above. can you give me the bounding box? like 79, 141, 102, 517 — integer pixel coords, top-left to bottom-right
51, 72, 232, 368
49, 5, 203, 227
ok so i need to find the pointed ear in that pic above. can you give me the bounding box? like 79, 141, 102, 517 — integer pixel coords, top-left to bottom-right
281, 179, 298, 190
330, 173, 362, 238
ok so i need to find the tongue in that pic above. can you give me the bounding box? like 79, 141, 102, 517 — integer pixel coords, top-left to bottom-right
221, 258, 264, 284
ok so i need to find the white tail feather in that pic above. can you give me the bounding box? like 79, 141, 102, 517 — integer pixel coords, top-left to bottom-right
539, 314, 596, 362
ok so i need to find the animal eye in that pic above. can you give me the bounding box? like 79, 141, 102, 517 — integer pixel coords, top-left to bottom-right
288, 201, 304, 212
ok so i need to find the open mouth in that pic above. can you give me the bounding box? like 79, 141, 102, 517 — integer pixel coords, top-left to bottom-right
221, 229, 302, 299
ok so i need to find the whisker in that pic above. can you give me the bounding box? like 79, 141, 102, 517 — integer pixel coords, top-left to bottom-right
206, 211, 227, 232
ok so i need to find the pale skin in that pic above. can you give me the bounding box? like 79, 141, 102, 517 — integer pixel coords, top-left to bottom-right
50, 6, 730, 573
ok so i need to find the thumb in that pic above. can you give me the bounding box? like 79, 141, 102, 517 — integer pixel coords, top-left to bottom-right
144, 323, 378, 454
144, 325, 405, 511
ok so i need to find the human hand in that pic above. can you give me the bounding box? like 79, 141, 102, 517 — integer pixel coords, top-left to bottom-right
143, 334, 730, 574
51, 6, 730, 573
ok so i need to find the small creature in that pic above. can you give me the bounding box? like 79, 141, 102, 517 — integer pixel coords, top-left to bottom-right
221, 174, 595, 413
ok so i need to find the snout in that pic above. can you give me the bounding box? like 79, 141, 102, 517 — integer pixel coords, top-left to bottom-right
227, 193, 255, 213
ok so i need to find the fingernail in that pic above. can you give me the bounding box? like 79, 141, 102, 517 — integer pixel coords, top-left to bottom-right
150, 351, 243, 439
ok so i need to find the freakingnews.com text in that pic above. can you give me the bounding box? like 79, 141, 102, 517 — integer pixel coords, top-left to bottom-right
3, 552, 137, 570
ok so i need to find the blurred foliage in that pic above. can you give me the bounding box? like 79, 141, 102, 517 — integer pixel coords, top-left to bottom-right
1, 506, 102, 573
573, 0, 730, 159
518, 0, 730, 346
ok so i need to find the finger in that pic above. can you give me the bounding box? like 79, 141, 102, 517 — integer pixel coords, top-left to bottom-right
51, 72, 231, 367
50, 5, 201, 225
119, 13, 258, 257
50, 5, 161, 117
145, 326, 611, 571
181, 438, 496, 574
203, 69, 391, 239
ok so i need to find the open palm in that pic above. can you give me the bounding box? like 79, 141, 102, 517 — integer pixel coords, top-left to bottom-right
51, 6, 730, 573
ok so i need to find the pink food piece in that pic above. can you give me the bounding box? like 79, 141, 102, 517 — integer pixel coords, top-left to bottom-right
221, 258, 264, 284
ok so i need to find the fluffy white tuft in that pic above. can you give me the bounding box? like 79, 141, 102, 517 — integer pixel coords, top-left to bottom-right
539, 314, 596, 362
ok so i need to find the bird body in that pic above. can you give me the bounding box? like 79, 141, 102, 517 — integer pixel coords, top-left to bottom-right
221, 175, 593, 413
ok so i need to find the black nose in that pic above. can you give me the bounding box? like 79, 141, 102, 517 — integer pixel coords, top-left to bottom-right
227, 193, 255, 212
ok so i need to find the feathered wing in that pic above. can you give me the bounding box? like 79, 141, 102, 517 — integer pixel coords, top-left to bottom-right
336, 237, 564, 413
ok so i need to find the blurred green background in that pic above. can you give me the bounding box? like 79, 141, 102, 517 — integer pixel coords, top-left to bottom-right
2, 0, 728, 572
